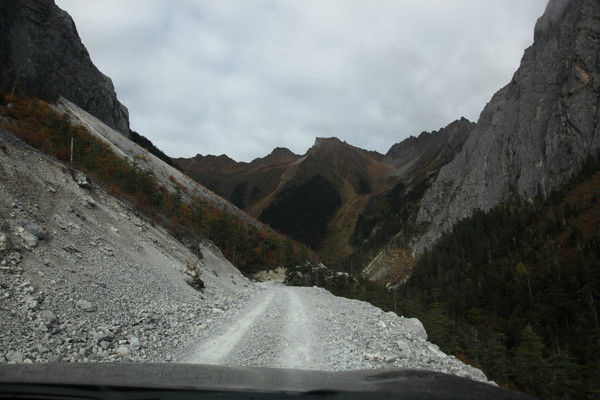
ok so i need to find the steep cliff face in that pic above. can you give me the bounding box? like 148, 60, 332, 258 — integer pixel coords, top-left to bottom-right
415, 0, 600, 251
0, 0, 130, 135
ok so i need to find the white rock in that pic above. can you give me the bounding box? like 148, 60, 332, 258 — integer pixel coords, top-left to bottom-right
5, 350, 24, 363
82, 197, 96, 208
364, 352, 381, 361
115, 346, 130, 356
404, 318, 427, 340
74, 172, 90, 187
18, 228, 39, 248
38, 310, 57, 326
129, 336, 140, 350
23, 295, 39, 311
396, 340, 411, 358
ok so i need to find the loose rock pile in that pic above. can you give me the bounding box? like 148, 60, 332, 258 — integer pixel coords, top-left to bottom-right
0, 131, 253, 364
300, 286, 488, 382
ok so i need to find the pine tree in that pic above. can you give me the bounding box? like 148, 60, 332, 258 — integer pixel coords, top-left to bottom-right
512, 325, 548, 395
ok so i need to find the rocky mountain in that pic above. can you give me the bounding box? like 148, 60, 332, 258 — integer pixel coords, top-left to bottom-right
5, 1, 589, 396
52, 98, 260, 228
414, 0, 600, 252
178, 137, 395, 262
0, 1, 313, 276
383, 118, 475, 183
0, 0, 130, 135
178, 121, 473, 268
258, 137, 394, 258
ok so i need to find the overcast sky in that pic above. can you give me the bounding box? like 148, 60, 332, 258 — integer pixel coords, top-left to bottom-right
56, 0, 548, 162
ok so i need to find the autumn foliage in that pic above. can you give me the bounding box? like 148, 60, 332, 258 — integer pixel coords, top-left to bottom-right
0, 93, 308, 273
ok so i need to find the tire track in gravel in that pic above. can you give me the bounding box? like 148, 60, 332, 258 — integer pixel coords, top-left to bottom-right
280, 287, 315, 369
189, 286, 276, 365
187, 282, 317, 369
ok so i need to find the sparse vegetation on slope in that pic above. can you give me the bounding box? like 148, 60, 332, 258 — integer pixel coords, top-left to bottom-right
0, 93, 308, 274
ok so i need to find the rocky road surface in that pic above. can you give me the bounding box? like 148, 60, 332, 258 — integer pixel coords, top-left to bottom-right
183, 282, 488, 383
1, 127, 488, 385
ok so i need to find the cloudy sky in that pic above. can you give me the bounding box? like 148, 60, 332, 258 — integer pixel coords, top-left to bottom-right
56, 0, 547, 162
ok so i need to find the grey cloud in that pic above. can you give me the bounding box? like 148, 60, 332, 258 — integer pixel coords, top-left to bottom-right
56, 0, 547, 161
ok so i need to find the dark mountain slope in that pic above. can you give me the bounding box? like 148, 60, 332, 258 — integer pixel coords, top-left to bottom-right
308, 157, 600, 400
0, 0, 130, 134
177, 138, 397, 263
174, 148, 302, 210
384, 117, 475, 183
259, 137, 395, 259
129, 129, 173, 166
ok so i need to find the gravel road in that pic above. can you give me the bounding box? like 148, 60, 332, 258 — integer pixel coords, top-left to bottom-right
184, 282, 489, 383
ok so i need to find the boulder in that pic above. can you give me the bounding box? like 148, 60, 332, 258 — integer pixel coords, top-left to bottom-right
129, 336, 140, 351
16, 219, 45, 240
38, 310, 58, 327
404, 318, 427, 341
115, 345, 130, 357
5, 350, 23, 363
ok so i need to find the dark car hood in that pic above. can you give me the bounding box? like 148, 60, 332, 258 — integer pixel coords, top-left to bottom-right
0, 363, 537, 399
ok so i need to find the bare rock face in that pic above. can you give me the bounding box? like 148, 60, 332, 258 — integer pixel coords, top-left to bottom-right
415, 0, 600, 252
0, 0, 130, 135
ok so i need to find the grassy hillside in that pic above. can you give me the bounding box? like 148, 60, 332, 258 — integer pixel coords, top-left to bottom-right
0, 93, 309, 274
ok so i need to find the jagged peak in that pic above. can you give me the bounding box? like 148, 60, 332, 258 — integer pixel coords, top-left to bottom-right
0, 0, 130, 134
386, 117, 474, 156
190, 153, 236, 162
414, 0, 599, 252
313, 137, 344, 148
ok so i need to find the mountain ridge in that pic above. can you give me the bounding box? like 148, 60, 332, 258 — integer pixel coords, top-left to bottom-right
177, 119, 472, 266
